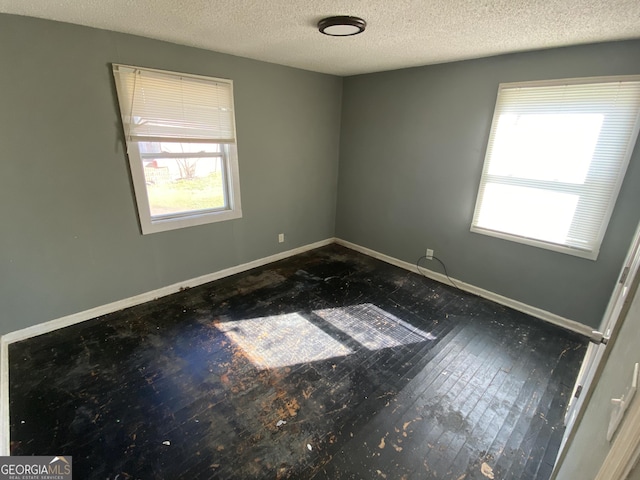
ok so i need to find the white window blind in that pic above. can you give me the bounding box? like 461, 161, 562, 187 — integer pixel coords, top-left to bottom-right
471, 76, 640, 260
112, 64, 236, 144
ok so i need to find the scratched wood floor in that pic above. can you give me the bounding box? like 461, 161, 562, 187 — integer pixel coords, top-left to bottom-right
9, 244, 587, 479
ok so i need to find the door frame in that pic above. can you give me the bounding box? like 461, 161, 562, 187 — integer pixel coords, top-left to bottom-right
553, 220, 640, 479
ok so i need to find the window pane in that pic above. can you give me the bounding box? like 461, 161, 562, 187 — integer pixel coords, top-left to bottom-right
476, 183, 579, 245
472, 77, 640, 258
489, 113, 603, 184
113, 65, 242, 234
143, 156, 226, 217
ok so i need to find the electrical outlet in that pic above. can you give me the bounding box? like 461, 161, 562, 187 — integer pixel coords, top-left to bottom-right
426, 249, 434, 260
278, 233, 285, 243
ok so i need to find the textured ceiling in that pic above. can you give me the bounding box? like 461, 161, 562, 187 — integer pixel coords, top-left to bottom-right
1, 0, 639, 76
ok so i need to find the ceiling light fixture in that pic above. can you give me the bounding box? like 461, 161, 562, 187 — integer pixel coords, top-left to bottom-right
318, 16, 366, 37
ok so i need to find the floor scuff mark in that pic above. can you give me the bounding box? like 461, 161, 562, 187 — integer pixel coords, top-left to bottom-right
481, 462, 495, 479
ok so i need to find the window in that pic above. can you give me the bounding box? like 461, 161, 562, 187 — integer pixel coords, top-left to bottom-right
112, 64, 242, 234
472, 76, 640, 260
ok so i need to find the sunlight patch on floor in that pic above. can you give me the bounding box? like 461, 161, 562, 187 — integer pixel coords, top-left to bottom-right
314, 303, 436, 350
216, 312, 352, 369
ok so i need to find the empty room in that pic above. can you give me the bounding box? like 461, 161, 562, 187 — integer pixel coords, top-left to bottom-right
1, 1, 640, 479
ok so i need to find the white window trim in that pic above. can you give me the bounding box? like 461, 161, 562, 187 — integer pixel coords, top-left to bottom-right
112, 64, 242, 235
126, 144, 242, 235
470, 226, 598, 260
471, 75, 640, 260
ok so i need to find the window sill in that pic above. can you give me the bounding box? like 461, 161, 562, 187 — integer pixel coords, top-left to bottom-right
140, 208, 242, 234
470, 226, 598, 261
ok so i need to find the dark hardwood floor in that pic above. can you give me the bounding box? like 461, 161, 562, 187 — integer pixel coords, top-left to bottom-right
9, 244, 587, 479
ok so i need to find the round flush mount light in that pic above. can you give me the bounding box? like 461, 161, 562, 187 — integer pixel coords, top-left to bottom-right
318, 16, 366, 36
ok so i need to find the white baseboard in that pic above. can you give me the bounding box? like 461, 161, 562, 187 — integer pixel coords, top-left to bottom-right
0, 237, 334, 455
335, 238, 594, 338
2, 238, 334, 345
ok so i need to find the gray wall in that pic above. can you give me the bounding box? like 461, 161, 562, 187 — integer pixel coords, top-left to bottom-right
0, 14, 342, 335
2, 13, 640, 336
556, 269, 640, 479
337, 41, 640, 327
